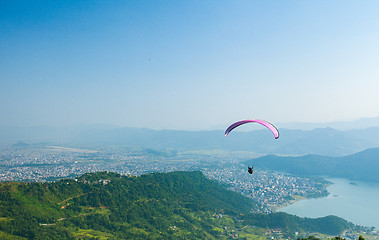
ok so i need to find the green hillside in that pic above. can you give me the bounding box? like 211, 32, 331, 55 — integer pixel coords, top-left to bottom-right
242, 213, 352, 236
0, 171, 353, 239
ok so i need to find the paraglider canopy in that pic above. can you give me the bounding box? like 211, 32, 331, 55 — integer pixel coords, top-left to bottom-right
224, 119, 279, 139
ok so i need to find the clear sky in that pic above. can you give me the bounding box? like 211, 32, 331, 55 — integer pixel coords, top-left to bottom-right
1, 0, 379, 130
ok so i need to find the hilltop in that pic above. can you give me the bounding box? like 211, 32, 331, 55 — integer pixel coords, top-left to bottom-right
0, 171, 353, 239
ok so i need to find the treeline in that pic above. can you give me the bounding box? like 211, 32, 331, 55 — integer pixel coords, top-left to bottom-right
0, 171, 353, 239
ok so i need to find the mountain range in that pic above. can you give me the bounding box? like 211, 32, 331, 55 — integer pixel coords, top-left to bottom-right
4, 127, 379, 157
2, 117, 379, 156
278, 117, 379, 130
245, 147, 379, 182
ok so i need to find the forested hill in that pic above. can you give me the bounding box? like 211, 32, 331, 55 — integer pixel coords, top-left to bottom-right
0, 171, 353, 239
247, 147, 379, 182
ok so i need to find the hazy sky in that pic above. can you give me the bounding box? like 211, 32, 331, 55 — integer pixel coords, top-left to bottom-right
1, 1, 379, 130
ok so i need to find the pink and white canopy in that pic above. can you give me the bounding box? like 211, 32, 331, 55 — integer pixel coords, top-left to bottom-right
224, 119, 279, 139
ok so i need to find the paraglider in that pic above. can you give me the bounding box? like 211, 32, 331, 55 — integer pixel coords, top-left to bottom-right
225, 119, 279, 174
224, 119, 279, 139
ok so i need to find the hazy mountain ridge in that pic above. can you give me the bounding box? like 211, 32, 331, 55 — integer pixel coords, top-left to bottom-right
2, 122, 379, 156
278, 117, 379, 130
58, 126, 379, 156
247, 147, 379, 182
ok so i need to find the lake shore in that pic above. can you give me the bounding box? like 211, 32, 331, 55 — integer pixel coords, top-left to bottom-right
273, 195, 308, 211
278, 178, 379, 229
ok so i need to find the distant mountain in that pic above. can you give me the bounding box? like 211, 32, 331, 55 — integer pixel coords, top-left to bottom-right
245, 147, 379, 182
279, 117, 379, 130
0, 171, 353, 239
2, 124, 379, 156
71, 126, 379, 156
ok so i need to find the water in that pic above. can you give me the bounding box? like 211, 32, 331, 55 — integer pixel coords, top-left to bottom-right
279, 178, 379, 229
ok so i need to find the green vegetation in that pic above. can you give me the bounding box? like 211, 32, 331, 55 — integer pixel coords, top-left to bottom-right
0, 171, 354, 239
298, 235, 366, 240
242, 212, 353, 237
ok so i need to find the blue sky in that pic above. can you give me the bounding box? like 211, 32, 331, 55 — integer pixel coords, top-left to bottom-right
1, 1, 379, 130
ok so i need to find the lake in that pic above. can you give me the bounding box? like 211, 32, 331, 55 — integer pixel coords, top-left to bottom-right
279, 178, 379, 229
